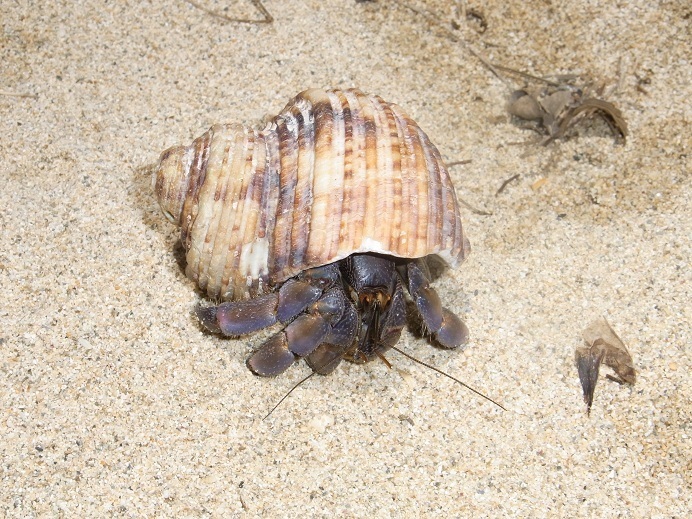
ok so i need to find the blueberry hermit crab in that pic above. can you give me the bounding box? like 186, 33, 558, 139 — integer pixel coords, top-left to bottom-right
153, 88, 473, 378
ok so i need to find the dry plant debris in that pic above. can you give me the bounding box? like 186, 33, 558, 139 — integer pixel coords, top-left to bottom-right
576, 317, 636, 415
449, 7, 487, 33
183, 0, 273, 24
495, 174, 520, 195
0, 89, 38, 99
504, 70, 628, 145
383, 3, 628, 146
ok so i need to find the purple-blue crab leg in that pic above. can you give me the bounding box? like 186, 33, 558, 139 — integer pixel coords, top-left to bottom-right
402, 259, 469, 349
196, 278, 322, 336
247, 286, 353, 376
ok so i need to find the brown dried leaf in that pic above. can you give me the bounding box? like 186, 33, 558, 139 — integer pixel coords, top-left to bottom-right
557, 98, 628, 141
575, 344, 604, 414
576, 317, 636, 415
501, 64, 628, 144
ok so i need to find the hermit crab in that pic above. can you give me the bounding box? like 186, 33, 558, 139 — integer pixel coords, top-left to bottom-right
154, 88, 471, 377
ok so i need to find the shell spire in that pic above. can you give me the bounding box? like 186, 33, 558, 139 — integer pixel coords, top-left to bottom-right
154, 89, 469, 301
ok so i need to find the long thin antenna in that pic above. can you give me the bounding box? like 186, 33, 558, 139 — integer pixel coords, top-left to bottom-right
391, 347, 506, 411
375, 350, 393, 369
263, 371, 315, 420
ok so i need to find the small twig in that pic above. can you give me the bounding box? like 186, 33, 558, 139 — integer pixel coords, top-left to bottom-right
239, 491, 249, 511
456, 193, 493, 216
446, 159, 472, 167
495, 174, 520, 195
492, 64, 563, 88
448, 161, 492, 214
183, 0, 273, 24
393, 1, 513, 91
0, 89, 38, 100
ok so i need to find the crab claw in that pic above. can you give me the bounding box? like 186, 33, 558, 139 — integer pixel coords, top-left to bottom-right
413, 286, 444, 333
305, 299, 359, 375
433, 308, 469, 349
195, 279, 323, 337
195, 305, 221, 334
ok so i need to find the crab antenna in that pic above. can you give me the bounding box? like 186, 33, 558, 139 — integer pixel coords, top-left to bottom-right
391, 347, 506, 411
263, 371, 316, 420
265, 339, 358, 419
375, 350, 393, 369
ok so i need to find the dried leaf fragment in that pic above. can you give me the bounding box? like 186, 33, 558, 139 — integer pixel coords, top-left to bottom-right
504, 69, 628, 144
555, 98, 628, 143
530, 177, 549, 191
576, 317, 636, 414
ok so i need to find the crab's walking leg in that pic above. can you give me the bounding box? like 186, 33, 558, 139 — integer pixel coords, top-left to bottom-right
401, 259, 469, 349
247, 286, 355, 376
195, 279, 321, 336
305, 299, 359, 375
196, 264, 342, 336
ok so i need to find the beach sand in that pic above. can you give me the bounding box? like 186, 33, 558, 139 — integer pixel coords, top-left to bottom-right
1, 1, 689, 516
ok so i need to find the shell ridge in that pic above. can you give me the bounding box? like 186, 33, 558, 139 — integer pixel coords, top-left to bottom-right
180, 128, 212, 251
185, 126, 230, 294
201, 127, 246, 297
257, 126, 280, 279
324, 90, 347, 263
335, 90, 355, 252
371, 95, 395, 253
418, 126, 443, 255
383, 96, 405, 254
360, 93, 380, 252
206, 129, 241, 298
432, 143, 458, 261
289, 97, 315, 272
340, 89, 367, 256
409, 117, 430, 257
232, 129, 266, 298
389, 105, 411, 256
271, 113, 299, 283
303, 90, 335, 266
397, 108, 425, 258
385, 102, 404, 258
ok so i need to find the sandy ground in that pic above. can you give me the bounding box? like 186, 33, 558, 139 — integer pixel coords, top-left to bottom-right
1, 0, 689, 517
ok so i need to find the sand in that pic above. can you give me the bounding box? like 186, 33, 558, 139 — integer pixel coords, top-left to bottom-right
1, 0, 689, 516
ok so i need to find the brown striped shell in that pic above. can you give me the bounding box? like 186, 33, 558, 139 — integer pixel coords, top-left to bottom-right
154, 88, 469, 301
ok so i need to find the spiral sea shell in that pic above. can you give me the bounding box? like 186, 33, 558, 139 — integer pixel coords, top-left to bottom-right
154, 88, 468, 301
